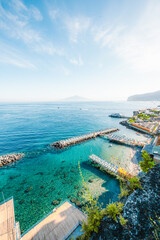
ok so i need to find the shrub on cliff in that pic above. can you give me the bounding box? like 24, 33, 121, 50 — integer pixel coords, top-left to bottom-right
104, 202, 124, 222
128, 176, 142, 192
140, 150, 155, 173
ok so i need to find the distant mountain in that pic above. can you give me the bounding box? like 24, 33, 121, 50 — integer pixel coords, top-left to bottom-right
127, 90, 160, 101
61, 95, 90, 102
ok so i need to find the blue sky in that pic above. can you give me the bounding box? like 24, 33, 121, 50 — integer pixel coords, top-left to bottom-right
0, 0, 160, 102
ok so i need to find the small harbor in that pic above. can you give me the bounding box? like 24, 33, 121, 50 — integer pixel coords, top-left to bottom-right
51, 128, 119, 149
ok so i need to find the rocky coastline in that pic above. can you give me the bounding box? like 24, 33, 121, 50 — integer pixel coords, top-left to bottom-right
0, 153, 24, 168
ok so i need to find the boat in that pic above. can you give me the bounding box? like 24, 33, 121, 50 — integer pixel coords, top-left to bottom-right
109, 113, 126, 118
109, 144, 112, 147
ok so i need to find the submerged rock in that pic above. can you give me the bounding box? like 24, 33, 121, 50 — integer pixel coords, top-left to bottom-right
64, 173, 68, 178
70, 198, 82, 207
19, 199, 24, 205
92, 163, 160, 240
35, 172, 43, 176
52, 200, 60, 206
75, 200, 81, 207
77, 190, 83, 197
88, 179, 94, 183
24, 186, 33, 193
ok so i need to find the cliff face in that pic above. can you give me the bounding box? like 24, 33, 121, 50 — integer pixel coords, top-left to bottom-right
127, 90, 160, 101
91, 164, 160, 240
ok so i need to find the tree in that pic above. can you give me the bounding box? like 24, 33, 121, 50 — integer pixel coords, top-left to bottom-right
140, 150, 155, 173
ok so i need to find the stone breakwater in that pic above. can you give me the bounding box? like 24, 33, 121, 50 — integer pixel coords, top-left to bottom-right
52, 128, 119, 149
0, 153, 24, 168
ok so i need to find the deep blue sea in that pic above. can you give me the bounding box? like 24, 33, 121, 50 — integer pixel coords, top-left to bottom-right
0, 101, 158, 233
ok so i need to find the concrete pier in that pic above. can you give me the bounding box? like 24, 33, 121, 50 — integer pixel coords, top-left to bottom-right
51, 128, 119, 149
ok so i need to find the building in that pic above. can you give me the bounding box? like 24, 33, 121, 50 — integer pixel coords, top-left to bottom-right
142, 135, 160, 163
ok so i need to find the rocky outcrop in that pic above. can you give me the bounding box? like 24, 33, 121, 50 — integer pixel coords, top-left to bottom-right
0, 153, 24, 168
91, 164, 160, 240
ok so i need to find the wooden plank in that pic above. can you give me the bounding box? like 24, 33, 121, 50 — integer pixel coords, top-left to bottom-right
21, 201, 87, 240
0, 198, 17, 240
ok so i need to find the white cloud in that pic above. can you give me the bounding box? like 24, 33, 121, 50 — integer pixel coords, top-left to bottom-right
61, 66, 70, 76
0, 42, 36, 69
0, 1, 41, 43
49, 9, 58, 20
70, 57, 83, 66
0, 0, 63, 57
30, 6, 43, 21
93, 25, 125, 47
93, 0, 160, 72
33, 42, 56, 55
11, 0, 27, 12
0, 56, 35, 69
64, 16, 91, 42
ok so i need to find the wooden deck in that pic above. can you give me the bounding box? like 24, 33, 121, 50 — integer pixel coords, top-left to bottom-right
0, 197, 20, 240
21, 201, 87, 240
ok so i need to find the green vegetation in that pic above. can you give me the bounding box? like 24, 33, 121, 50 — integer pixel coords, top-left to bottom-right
119, 215, 128, 226
104, 202, 124, 221
140, 150, 155, 173
150, 215, 160, 240
80, 203, 104, 239
118, 176, 142, 197
137, 113, 151, 121
118, 188, 129, 199
127, 176, 142, 192
118, 178, 129, 199
150, 109, 160, 114
153, 123, 159, 131
148, 114, 158, 117
128, 117, 136, 123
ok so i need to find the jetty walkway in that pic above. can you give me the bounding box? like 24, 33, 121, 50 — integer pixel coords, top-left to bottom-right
89, 154, 118, 175
89, 154, 133, 179
104, 134, 147, 147
52, 128, 119, 149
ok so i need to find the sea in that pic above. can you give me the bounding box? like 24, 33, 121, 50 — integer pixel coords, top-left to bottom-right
0, 101, 158, 233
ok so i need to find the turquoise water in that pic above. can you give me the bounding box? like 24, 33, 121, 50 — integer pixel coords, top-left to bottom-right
0, 101, 158, 233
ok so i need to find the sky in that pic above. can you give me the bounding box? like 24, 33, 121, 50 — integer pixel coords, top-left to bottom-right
0, 0, 160, 102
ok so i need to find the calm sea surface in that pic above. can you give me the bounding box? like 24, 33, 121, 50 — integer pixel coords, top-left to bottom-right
0, 101, 158, 232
